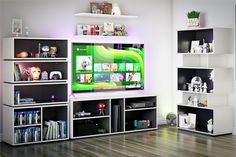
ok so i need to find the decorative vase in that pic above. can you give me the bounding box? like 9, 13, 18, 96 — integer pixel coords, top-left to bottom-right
207, 124, 213, 132
187, 18, 200, 27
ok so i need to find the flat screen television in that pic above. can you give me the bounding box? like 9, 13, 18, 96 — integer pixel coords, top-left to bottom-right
72, 43, 144, 93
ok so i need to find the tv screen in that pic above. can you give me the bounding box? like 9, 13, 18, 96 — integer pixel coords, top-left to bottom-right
72, 43, 144, 93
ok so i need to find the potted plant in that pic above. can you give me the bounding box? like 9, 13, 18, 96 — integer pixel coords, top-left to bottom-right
186, 10, 200, 27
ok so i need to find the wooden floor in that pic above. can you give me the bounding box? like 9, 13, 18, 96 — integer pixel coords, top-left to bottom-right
1, 127, 236, 157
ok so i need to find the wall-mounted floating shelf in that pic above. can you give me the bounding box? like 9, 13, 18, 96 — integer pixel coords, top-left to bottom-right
74, 13, 138, 19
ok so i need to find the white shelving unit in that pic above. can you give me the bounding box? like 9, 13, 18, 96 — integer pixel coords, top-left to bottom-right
177, 27, 233, 136
74, 12, 138, 40
3, 104, 69, 146
2, 37, 69, 146
70, 94, 157, 139
74, 12, 138, 19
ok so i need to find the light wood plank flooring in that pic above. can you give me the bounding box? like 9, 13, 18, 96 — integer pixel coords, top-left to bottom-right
1, 127, 236, 157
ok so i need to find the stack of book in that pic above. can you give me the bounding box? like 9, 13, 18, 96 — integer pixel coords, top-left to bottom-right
43, 120, 67, 140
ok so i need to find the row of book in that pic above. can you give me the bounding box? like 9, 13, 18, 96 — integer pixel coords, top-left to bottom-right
44, 120, 67, 140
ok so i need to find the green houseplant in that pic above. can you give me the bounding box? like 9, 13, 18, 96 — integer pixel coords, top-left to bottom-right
186, 10, 200, 27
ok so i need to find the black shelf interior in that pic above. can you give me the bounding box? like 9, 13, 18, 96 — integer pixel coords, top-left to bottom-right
125, 109, 156, 131
14, 39, 68, 58
178, 105, 213, 133
43, 106, 68, 139
73, 99, 109, 118
14, 62, 68, 81
14, 84, 68, 104
73, 118, 109, 137
125, 96, 156, 109
178, 29, 213, 53
178, 68, 214, 92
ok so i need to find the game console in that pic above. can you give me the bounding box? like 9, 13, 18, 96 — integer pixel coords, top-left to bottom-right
134, 120, 151, 129
74, 110, 91, 118
130, 101, 154, 109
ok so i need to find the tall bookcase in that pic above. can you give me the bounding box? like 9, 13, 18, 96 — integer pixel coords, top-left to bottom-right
177, 28, 234, 136
2, 37, 69, 145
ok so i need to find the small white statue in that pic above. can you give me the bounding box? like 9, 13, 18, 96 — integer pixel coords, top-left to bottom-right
112, 3, 121, 15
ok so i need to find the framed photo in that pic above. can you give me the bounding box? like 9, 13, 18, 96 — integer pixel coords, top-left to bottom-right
12, 19, 22, 35
190, 40, 200, 53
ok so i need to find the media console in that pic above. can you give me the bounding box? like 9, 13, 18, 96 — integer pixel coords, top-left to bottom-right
70, 94, 157, 139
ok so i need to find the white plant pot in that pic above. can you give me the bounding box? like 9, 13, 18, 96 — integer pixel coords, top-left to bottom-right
207, 124, 213, 132
187, 18, 200, 27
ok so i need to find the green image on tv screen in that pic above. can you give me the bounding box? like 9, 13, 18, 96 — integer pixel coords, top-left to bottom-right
72, 43, 144, 93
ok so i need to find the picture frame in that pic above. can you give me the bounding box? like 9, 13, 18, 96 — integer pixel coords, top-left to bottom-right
190, 40, 200, 53
12, 19, 22, 35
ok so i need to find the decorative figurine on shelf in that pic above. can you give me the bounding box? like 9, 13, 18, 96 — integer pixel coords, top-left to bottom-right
41, 45, 49, 58
190, 76, 202, 92
51, 95, 56, 102
16, 51, 29, 58
112, 3, 121, 15
49, 46, 57, 58
114, 24, 127, 36
23, 66, 41, 81
187, 96, 192, 105
30, 66, 41, 80
193, 95, 199, 106
202, 82, 207, 93
97, 102, 106, 116
41, 71, 48, 80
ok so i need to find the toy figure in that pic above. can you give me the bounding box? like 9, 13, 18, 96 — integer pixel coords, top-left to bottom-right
41, 71, 48, 80
41, 46, 49, 58
23, 66, 41, 80
97, 102, 106, 116
49, 46, 57, 58
30, 66, 41, 80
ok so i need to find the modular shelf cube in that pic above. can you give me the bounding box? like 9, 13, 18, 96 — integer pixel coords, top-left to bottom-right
70, 95, 157, 139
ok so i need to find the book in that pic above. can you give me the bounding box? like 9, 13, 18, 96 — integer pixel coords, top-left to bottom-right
14, 64, 21, 81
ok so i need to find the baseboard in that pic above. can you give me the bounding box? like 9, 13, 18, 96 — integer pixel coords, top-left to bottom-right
232, 127, 236, 135
158, 118, 167, 125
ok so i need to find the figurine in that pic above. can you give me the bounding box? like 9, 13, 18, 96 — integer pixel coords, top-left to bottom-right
41, 71, 48, 80
97, 102, 106, 116
24, 66, 41, 80
41, 46, 49, 58
193, 95, 199, 106
29, 66, 41, 80
112, 3, 121, 15
49, 46, 57, 58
